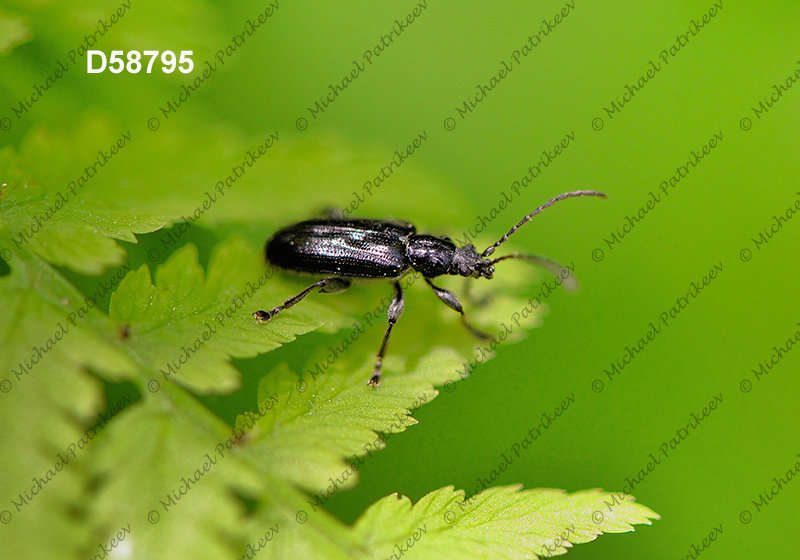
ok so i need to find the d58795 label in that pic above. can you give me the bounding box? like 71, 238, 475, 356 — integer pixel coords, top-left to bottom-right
87, 50, 193, 74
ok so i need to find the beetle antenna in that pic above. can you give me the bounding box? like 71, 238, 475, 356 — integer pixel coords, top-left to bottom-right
487, 253, 580, 292
481, 190, 607, 257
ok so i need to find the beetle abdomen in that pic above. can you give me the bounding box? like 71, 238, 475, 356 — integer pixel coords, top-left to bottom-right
266, 220, 413, 278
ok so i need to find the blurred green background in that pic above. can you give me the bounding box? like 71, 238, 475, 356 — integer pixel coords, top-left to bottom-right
2, 0, 799, 558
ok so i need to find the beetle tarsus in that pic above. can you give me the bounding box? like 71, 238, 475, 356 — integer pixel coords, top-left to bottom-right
253, 276, 351, 324
253, 309, 278, 322
464, 319, 493, 340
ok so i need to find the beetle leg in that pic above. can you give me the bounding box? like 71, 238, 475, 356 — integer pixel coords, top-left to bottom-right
425, 279, 492, 340
462, 277, 492, 307
317, 206, 345, 219
368, 282, 405, 387
253, 277, 351, 322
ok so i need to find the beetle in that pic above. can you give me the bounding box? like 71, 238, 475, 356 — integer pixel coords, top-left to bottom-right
253, 189, 606, 386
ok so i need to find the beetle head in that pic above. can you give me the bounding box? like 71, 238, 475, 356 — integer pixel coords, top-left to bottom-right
451, 245, 495, 279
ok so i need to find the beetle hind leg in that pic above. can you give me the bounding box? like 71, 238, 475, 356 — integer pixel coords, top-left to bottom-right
368, 282, 405, 387
426, 279, 492, 340
253, 277, 351, 322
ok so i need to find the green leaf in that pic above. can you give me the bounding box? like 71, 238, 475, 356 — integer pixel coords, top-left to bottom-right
86, 383, 266, 560
350, 485, 660, 560
109, 237, 351, 394
0, 10, 31, 55
243, 348, 464, 495
231, 348, 659, 560
0, 248, 136, 558
217, 349, 466, 560
0, 144, 164, 275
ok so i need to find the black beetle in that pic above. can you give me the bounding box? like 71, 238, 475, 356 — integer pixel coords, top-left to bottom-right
254, 189, 606, 386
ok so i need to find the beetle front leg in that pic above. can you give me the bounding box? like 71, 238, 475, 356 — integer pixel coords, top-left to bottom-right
425, 279, 492, 340
253, 277, 351, 322
368, 282, 405, 387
